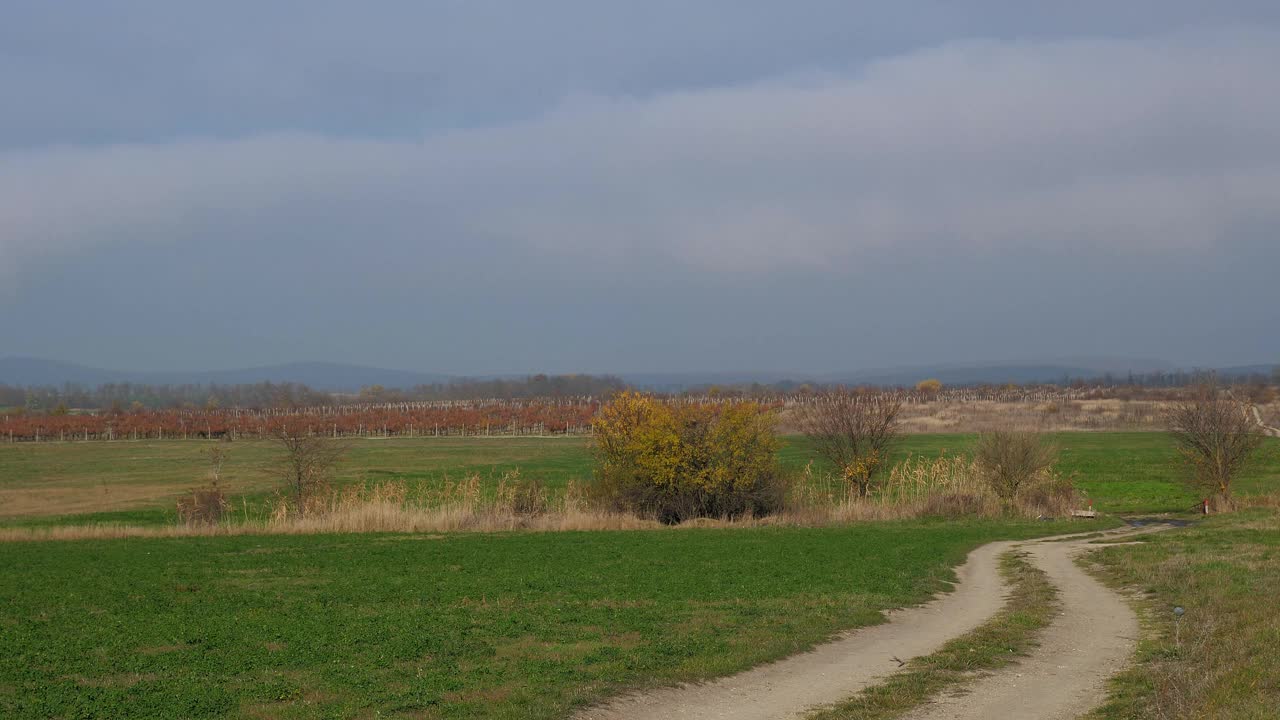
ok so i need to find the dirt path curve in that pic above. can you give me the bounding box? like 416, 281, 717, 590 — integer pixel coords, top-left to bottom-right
575, 526, 1144, 720
901, 533, 1145, 720
1248, 404, 1280, 437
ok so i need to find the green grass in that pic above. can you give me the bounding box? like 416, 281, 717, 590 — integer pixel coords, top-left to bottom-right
1084, 506, 1280, 719
4, 433, 1276, 718
1048, 432, 1276, 513
0, 519, 1104, 719
807, 550, 1058, 720
3, 433, 1278, 525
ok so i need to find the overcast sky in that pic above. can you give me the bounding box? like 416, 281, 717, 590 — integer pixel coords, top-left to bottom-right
3, 2, 1278, 374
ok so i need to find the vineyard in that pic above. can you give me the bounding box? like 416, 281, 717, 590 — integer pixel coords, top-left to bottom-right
0, 386, 1115, 442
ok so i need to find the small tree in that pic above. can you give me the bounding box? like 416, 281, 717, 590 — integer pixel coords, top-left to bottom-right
915, 378, 943, 395
974, 430, 1058, 500
208, 443, 229, 485
178, 443, 232, 526
266, 417, 349, 510
1168, 382, 1264, 505
794, 390, 902, 496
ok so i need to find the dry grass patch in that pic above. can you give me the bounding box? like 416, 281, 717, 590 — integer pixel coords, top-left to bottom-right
0, 483, 193, 518
788, 453, 1081, 522
0, 459, 1093, 540
443, 684, 517, 704
895, 398, 1186, 433
72, 672, 157, 688
135, 643, 187, 656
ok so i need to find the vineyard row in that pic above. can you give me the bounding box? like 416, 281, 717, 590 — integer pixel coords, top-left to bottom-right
1, 387, 1104, 443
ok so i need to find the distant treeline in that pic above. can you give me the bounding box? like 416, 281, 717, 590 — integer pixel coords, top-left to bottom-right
0, 381, 334, 412
1058, 368, 1280, 389
672, 368, 1280, 397
0, 373, 629, 411
356, 374, 628, 403
1, 367, 1274, 412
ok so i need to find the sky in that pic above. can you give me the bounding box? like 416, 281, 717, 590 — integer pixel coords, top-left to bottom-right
2, 1, 1279, 375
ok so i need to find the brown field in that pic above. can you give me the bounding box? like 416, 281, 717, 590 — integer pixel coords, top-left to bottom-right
895, 398, 1279, 433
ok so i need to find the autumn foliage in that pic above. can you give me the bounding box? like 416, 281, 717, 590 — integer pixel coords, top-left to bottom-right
591, 392, 786, 522
0, 399, 600, 442
915, 378, 943, 394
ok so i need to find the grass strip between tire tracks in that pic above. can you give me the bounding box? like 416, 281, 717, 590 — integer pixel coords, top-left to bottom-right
806, 549, 1059, 720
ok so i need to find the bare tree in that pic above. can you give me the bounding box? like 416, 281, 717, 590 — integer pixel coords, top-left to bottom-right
1168, 381, 1265, 505
266, 417, 349, 510
177, 442, 232, 527
974, 430, 1058, 500
207, 443, 229, 485
793, 390, 902, 496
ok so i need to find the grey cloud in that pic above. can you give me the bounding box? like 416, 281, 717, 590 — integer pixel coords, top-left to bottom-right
4, 2, 1280, 148
4, 28, 1279, 279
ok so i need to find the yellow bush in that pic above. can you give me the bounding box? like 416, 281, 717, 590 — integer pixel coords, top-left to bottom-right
915, 378, 943, 394
592, 392, 784, 522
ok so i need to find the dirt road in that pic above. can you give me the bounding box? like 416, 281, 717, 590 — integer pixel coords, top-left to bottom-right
1249, 404, 1280, 437
575, 527, 1146, 720
902, 536, 1139, 720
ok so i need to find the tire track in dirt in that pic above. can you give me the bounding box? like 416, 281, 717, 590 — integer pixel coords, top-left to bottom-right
574, 526, 1146, 720
901, 534, 1144, 720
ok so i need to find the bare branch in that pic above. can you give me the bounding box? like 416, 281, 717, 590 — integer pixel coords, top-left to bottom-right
792, 389, 902, 496
265, 417, 350, 510
1167, 380, 1264, 503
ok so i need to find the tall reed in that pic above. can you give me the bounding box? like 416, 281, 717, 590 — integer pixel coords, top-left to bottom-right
2, 457, 1086, 541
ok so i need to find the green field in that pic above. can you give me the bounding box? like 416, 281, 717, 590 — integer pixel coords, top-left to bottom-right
3, 432, 1278, 718
3, 433, 1278, 526
0, 519, 1109, 719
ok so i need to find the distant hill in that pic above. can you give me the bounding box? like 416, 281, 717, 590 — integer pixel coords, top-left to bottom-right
4, 356, 1273, 394
624, 358, 1181, 390
0, 357, 453, 392
0, 357, 121, 387
827, 359, 1176, 387
170, 362, 455, 391
621, 372, 803, 392
1217, 364, 1279, 379
831, 364, 1104, 387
